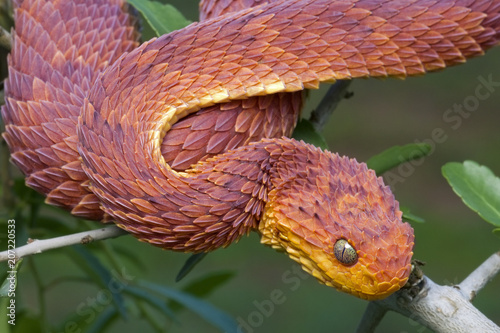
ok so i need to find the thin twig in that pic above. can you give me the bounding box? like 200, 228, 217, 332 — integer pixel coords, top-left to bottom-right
309, 80, 352, 132
459, 251, 500, 301
355, 302, 387, 333
0, 225, 128, 262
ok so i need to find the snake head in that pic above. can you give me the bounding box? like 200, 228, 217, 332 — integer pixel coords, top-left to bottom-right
259, 143, 414, 300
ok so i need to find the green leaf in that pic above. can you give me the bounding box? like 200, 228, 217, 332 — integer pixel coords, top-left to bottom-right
85, 306, 118, 333
493, 228, 500, 238
400, 206, 425, 223
366, 143, 431, 175
58, 304, 118, 333
67, 246, 128, 319
176, 253, 208, 282
127, 0, 191, 37
138, 280, 237, 333
11, 313, 44, 333
1, 259, 22, 297
292, 119, 329, 150
114, 246, 147, 271
171, 272, 234, 312
123, 285, 176, 319
0, 297, 9, 333
442, 161, 500, 227
0, 273, 13, 298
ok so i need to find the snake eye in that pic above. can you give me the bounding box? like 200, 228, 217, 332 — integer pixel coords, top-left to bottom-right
334, 239, 357, 265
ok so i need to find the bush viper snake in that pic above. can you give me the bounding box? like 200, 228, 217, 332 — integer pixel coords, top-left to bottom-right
2, 0, 499, 300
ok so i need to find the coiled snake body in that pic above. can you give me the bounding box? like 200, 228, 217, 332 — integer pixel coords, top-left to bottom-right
2, 0, 499, 300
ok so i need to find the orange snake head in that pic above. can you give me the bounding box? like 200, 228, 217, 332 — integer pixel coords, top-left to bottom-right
259, 143, 414, 300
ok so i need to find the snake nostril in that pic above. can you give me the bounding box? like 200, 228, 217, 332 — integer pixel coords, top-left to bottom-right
334, 239, 358, 266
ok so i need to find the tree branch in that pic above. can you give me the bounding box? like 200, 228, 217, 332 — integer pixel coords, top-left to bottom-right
356, 302, 387, 332
309, 80, 352, 132
0, 225, 128, 262
459, 251, 500, 301
357, 252, 500, 333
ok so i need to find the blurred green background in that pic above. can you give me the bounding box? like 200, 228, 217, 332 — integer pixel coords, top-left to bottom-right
2, 1, 500, 332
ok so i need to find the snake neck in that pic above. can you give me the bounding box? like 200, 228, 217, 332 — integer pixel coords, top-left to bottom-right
184, 137, 300, 245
